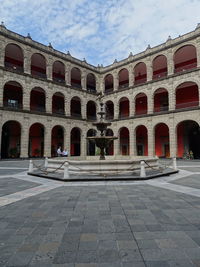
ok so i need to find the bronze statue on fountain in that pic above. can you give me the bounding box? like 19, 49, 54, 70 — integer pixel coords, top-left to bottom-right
87, 93, 118, 160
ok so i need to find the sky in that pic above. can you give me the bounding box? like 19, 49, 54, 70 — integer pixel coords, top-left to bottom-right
0, 0, 200, 66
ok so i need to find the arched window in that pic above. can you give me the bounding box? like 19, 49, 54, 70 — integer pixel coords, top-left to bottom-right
119, 97, 129, 118
71, 67, 81, 88
71, 97, 81, 118
30, 87, 45, 112
104, 74, 113, 93
52, 92, 65, 115
176, 82, 199, 110
174, 45, 197, 73
31, 53, 46, 79
154, 88, 168, 113
87, 73, 96, 92
134, 62, 147, 85
5, 44, 24, 72
105, 101, 114, 120
3, 81, 23, 110
52, 61, 65, 83
87, 101, 96, 120
152, 55, 167, 80
87, 129, 97, 155
118, 68, 129, 89
135, 93, 147, 115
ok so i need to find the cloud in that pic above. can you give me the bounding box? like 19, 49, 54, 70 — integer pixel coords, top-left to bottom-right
0, 0, 199, 66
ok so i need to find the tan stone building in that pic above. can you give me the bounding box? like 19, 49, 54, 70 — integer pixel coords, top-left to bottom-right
1, 23, 200, 159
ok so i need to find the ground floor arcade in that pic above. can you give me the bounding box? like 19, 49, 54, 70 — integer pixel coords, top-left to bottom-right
1, 110, 200, 159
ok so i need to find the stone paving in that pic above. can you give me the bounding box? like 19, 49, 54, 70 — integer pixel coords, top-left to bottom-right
0, 159, 200, 266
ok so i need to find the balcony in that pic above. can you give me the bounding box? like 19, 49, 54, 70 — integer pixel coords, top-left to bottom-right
3, 101, 22, 110
5, 62, 24, 73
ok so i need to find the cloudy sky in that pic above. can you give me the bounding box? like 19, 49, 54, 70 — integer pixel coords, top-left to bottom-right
0, 0, 200, 66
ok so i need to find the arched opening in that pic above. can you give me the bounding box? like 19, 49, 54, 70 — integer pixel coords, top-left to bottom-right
119, 97, 129, 118
176, 82, 199, 110
136, 125, 148, 156
154, 88, 169, 113
118, 68, 129, 89
152, 55, 167, 80
86, 73, 96, 92
70, 127, 81, 156
177, 120, 200, 159
3, 81, 23, 110
71, 67, 81, 88
119, 127, 129, 155
105, 129, 114, 155
29, 123, 44, 157
104, 74, 114, 93
174, 45, 197, 73
30, 87, 46, 112
135, 93, 147, 115
105, 101, 114, 120
52, 61, 65, 83
31, 53, 46, 79
134, 62, 147, 85
5, 44, 24, 72
87, 101, 96, 120
87, 129, 97, 156
51, 125, 64, 157
1, 121, 21, 158
71, 97, 81, 118
155, 123, 170, 158
52, 92, 65, 115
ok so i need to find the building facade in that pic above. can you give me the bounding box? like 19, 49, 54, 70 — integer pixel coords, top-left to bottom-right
1, 23, 200, 159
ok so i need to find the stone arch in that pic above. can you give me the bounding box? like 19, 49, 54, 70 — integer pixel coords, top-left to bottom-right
1, 120, 21, 158
31, 53, 47, 79
3, 81, 23, 109
134, 62, 147, 85
105, 100, 114, 120
51, 125, 64, 157
70, 127, 81, 156
28, 123, 45, 157
153, 88, 169, 113
119, 97, 129, 118
5, 43, 24, 72
87, 129, 97, 156
152, 55, 167, 80
87, 100, 96, 120
71, 96, 82, 118
118, 68, 129, 89
135, 93, 147, 115
154, 123, 170, 158
86, 73, 96, 92
52, 92, 65, 115
52, 60, 65, 83
104, 74, 114, 93
174, 44, 197, 73
119, 127, 129, 155
71, 67, 81, 88
135, 125, 148, 156
30, 87, 46, 112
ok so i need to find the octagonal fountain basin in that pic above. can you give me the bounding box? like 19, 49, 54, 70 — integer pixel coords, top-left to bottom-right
47, 157, 158, 176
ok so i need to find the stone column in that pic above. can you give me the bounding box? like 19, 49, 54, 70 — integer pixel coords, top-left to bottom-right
47, 58, 53, 80
44, 126, 51, 157
0, 39, 5, 67
81, 131, 87, 157
128, 65, 134, 87
65, 97, 70, 117
46, 93, 52, 114
169, 86, 176, 111
98, 76, 104, 93
63, 127, 70, 152
20, 123, 29, 158
146, 60, 152, 82
113, 71, 119, 91
114, 135, 119, 156
65, 63, 71, 85
0, 121, 2, 159
0, 79, 4, 107
129, 127, 135, 156
81, 99, 87, 119
81, 71, 87, 90
147, 93, 153, 114
114, 100, 119, 119
23, 87, 30, 111
129, 99, 135, 117
169, 120, 176, 157
147, 122, 154, 157
24, 49, 31, 74
167, 49, 174, 75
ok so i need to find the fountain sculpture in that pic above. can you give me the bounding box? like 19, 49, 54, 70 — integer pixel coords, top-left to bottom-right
87, 101, 118, 160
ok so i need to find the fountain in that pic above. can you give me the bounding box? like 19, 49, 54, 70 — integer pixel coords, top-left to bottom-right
87, 101, 118, 160
43, 93, 159, 178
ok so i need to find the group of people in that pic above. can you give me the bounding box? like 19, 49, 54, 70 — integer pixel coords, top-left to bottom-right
57, 146, 69, 157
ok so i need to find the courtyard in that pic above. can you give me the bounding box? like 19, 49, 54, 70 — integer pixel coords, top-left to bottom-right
0, 159, 200, 266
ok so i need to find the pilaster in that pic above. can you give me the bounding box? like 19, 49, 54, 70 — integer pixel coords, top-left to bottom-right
44, 125, 51, 157
113, 71, 119, 91
0, 121, 2, 158
114, 100, 119, 119
169, 118, 176, 157
47, 57, 53, 80
81, 70, 87, 90
0, 38, 5, 67
147, 94, 153, 114
81, 131, 87, 157
167, 49, 174, 75
65, 63, 71, 85
128, 64, 134, 87
24, 48, 31, 74
147, 121, 154, 157
146, 60, 152, 82
20, 122, 29, 158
